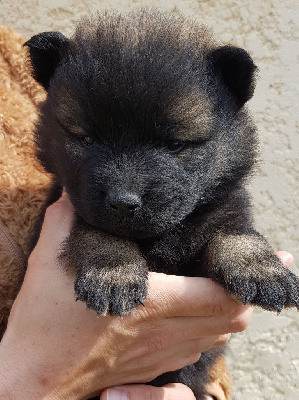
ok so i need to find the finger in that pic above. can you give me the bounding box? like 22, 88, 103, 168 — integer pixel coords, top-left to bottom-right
177, 304, 252, 337
37, 192, 75, 249
276, 251, 294, 268
147, 304, 253, 344
26, 193, 76, 283
28, 193, 75, 270
165, 335, 226, 360
101, 383, 196, 399
143, 272, 241, 319
127, 334, 230, 383
108, 334, 229, 387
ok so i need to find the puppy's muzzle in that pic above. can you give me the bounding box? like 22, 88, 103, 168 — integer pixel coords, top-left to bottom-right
106, 189, 142, 217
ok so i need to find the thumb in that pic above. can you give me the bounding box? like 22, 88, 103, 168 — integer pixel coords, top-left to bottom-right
26, 192, 75, 279
35, 192, 75, 252
101, 383, 196, 400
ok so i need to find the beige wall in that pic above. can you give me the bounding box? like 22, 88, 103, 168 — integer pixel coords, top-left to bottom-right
1, 0, 298, 398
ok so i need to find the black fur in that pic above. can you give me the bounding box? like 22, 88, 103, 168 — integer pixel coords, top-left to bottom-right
25, 32, 70, 90
208, 45, 257, 108
25, 10, 299, 399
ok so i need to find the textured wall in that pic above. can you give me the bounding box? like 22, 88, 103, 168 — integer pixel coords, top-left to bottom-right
0, 0, 298, 398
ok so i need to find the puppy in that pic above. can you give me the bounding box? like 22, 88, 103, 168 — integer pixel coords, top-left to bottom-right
25, 10, 299, 398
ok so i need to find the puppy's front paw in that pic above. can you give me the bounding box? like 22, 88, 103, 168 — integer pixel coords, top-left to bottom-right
213, 257, 299, 312
60, 223, 148, 316
207, 233, 299, 312
75, 265, 148, 316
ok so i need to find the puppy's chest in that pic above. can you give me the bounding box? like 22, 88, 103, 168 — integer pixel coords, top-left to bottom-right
137, 230, 208, 277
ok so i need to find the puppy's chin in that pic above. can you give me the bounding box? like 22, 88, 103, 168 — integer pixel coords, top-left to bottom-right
79, 212, 173, 240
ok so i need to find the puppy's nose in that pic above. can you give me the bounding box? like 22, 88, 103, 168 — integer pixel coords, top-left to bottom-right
107, 190, 141, 215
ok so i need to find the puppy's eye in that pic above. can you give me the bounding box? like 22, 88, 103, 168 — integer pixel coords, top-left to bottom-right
82, 136, 94, 146
166, 141, 185, 154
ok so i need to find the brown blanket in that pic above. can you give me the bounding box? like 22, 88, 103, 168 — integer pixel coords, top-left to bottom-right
0, 26, 231, 399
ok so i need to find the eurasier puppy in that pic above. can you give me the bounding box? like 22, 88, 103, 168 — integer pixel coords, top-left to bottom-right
25, 10, 299, 398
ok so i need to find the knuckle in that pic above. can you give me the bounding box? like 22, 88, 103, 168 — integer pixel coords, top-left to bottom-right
139, 300, 164, 320
211, 302, 225, 317
145, 336, 167, 354
209, 289, 239, 317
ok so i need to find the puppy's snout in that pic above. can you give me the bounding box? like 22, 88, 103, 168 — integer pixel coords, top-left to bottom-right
107, 190, 142, 215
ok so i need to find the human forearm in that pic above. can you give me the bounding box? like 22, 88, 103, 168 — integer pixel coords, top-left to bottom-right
0, 344, 55, 400
0, 339, 105, 400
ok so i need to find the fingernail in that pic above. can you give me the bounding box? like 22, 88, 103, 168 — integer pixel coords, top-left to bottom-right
283, 254, 294, 268
278, 251, 294, 267
107, 388, 128, 400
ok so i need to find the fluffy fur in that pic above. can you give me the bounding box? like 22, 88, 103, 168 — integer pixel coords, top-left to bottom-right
23, 10, 299, 399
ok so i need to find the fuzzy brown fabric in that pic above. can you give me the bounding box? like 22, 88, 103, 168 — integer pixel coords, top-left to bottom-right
0, 25, 231, 399
0, 26, 51, 337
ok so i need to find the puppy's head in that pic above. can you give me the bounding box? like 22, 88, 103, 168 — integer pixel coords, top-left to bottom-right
25, 10, 258, 238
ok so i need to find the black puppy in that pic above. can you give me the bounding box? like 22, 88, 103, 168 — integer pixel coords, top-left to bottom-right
25, 10, 299, 398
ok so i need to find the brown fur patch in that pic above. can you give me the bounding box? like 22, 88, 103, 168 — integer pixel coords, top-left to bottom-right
55, 86, 86, 136
204, 232, 298, 312
207, 355, 231, 400
208, 233, 280, 278
168, 90, 214, 141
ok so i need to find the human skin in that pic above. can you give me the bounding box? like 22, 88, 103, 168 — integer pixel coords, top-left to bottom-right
0, 195, 292, 400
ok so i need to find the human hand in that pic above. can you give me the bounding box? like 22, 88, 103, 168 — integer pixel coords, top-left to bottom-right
101, 251, 295, 400
0, 194, 254, 400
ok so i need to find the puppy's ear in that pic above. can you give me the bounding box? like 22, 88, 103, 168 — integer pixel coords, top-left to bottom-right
24, 32, 70, 90
208, 45, 257, 108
